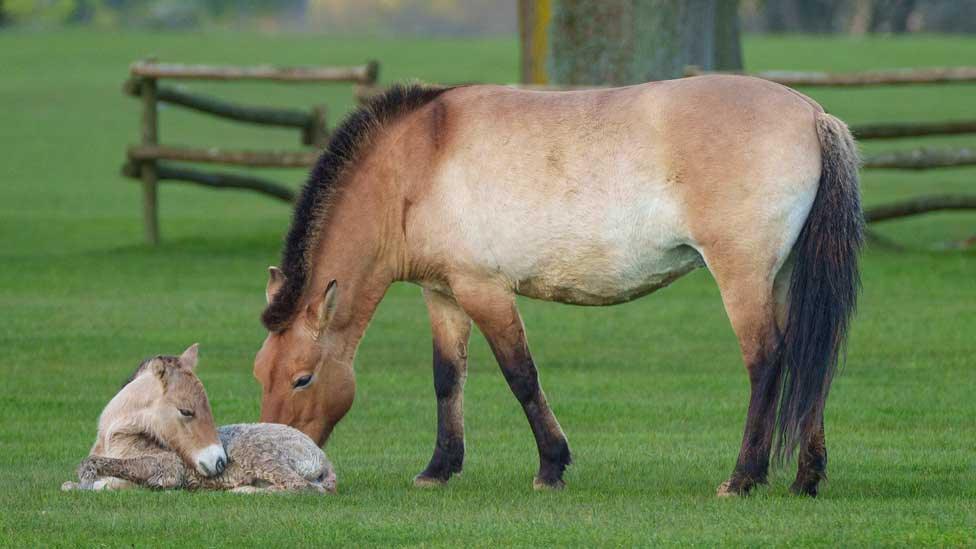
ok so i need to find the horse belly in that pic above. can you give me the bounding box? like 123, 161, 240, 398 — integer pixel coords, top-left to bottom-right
456, 181, 703, 306
515, 242, 703, 305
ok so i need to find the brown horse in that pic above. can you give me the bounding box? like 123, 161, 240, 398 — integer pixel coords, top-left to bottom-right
254, 76, 862, 497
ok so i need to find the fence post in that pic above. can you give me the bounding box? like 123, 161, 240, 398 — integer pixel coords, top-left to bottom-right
309, 105, 328, 148
140, 71, 160, 245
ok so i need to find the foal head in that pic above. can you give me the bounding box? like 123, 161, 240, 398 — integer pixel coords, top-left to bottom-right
110, 344, 226, 476
254, 269, 355, 447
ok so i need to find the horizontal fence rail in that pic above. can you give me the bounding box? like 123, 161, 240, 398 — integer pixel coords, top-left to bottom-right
131, 60, 379, 84
128, 144, 319, 169
684, 65, 976, 87
862, 147, 976, 170
851, 119, 976, 140
122, 160, 294, 203
123, 78, 327, 146
864, 195, 976, 223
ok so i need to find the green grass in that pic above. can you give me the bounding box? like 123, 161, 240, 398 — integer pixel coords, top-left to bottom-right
1, 29, 974, 546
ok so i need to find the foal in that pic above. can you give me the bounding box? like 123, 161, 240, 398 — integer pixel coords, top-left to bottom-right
64, 344, 335, 493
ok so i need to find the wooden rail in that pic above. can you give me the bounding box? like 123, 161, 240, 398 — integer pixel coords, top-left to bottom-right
128, 145, 319, 169
131, 60, 379, 84
852, 120, 976, 140
864, 195, 976, 223
684, 65, 976, 87
123, 161, 294, 203
862, 147, 976, 170
123, 78, 328, 146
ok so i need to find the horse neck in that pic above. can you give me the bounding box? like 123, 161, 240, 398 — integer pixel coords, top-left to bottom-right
304, 156, 405, 356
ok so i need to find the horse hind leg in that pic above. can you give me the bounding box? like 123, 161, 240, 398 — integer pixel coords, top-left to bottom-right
705, 247, 790, 497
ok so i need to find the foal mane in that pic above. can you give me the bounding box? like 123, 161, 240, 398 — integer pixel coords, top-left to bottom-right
120, 355, 181, 389
261, 83, 454, 332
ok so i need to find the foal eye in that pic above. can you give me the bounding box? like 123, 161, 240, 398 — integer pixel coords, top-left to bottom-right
293, 375, 313, 389
179, 408, 195, 418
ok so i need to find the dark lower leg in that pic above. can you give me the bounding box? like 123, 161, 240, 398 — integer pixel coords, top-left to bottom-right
493, 340, 571, 488
417, 344, 468, 482
416, 290, 470, 484
791, 418, 827, 497
721, 346, 781, 495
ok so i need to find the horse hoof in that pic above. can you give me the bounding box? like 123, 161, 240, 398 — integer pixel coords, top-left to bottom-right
716, 480, 738, 497
789, 480, 819, 498
413, 475, 447, 488
533, 477, 566, 491
61, 481, 78, 492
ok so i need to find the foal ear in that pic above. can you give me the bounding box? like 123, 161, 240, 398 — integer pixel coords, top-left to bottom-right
150, 359, 169, 385
266, 266, 286, 304
179, 343, 200, 371
310, 280, 339, 334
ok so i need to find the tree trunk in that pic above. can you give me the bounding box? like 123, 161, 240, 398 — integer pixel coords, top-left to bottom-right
869, 0, 917, 33
519, 0, 553, 84
540, 0, 743, 86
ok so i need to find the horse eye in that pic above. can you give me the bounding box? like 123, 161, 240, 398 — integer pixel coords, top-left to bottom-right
293, 375, 313, 389
179, 408, 195, 418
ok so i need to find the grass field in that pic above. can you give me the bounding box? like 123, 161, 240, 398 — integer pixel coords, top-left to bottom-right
1, 29, 974, 546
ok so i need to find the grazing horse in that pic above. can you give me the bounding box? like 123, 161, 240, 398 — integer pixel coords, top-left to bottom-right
254, 76, 862, 497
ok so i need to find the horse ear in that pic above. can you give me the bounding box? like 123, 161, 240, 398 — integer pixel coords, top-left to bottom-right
179, 343, 199, 371
266, 266, 286, 304
309, 280, 339, 335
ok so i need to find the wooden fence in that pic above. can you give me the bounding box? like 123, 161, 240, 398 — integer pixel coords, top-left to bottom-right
122, 59, 378, 245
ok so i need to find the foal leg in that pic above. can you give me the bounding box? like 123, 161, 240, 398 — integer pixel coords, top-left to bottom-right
77, 454, 186, 490
415, 289, 472, 487
709, 263, 784, 497
453, 281, 571, 490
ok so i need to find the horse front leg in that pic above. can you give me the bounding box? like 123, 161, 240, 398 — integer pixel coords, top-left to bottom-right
414, 289, 472, 487
453, 281, 571, 490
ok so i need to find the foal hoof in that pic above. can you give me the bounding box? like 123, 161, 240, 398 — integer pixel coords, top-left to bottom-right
61, 481, 79, 492
413, 474, 448, 488
533, 476, 566, 491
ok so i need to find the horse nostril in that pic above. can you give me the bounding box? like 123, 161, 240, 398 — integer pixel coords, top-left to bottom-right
215, 457, 226, 475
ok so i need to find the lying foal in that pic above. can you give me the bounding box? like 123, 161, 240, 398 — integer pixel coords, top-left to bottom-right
62, 344, 335, 494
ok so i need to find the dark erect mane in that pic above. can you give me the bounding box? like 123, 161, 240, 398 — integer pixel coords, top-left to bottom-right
261, 83, 455, 332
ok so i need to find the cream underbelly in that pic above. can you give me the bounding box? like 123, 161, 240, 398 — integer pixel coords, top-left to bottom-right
513, 244, 705, 306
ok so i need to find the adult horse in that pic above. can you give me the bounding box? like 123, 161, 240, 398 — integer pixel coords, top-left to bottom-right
253, 76, 862, 497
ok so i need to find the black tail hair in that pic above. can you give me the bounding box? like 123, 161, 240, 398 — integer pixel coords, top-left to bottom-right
774, 113, 864, 462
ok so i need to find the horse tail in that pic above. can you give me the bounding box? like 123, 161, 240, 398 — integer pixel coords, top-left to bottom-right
774, 112, 864, 462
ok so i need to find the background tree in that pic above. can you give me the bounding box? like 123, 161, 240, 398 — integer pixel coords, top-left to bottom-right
520, 0, 743, 86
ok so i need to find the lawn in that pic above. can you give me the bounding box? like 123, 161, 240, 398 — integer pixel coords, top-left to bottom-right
1, 29, 974, 546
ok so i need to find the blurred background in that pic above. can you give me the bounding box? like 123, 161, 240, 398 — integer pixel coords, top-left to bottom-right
3, 0, 976, 35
